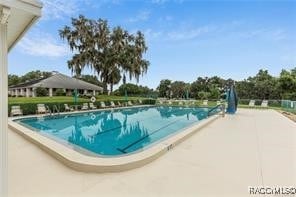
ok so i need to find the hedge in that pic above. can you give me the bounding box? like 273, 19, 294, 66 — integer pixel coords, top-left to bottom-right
8, 99, 156, 116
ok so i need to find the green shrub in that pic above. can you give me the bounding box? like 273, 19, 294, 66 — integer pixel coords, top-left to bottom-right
8, 99, 156, 116
36, 87, 48, 97
55, 89, 66, 96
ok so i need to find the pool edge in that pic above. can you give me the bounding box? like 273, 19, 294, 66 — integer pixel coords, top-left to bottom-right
8, 112, 220, 173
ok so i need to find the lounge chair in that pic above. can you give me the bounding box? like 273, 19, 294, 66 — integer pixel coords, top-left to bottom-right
216, 100, 221, 105
178, 101, 184, 105
10, 106, 23, 116
168, 100, 172, 105
158, 100, 164, 105
249, 100, 255, 107
202, 100, 208, 106
89, 103, 97, 110
127, 101, 133, 106
100, 101, 107, 108
138, 99, 143, 105
36, 104, 50, 114
81, 103, 89, 110
261, 100, 268, 108
110, 101, 116, 108
64, 104, 74, 112
117, 101, 123, 107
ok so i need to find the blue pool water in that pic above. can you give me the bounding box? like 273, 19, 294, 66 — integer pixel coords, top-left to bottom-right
15, 106, 218, 156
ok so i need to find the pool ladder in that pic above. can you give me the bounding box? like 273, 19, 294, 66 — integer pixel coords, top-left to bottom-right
49, 105, 60, 117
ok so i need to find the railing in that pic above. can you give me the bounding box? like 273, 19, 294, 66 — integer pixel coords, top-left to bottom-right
53, 105, 60, 115
281, 100, 296, 114
48, 105, 60, 117
208, 104, 224, 117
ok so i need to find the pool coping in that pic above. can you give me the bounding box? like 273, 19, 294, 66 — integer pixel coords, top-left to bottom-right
8, 106, 221, 173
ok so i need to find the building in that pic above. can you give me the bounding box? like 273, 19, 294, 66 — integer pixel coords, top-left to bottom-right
9, 72, 103, 97
1, 0, 42, 196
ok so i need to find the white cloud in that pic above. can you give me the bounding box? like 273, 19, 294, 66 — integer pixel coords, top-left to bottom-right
41, 0, 80, 20
151, 0, 184, 4
151, 0, 169, 4
239, 28, 287, 41
18, 33, 70, 58
128, 10, 150, 23
144, 29, 163, 41
167, 25, 216, 41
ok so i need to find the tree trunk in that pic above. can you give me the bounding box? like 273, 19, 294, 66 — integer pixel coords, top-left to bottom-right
103, 82, 108, 94
110, 83, 113, 93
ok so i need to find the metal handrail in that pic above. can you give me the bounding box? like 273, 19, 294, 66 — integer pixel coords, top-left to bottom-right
52, 105, 60, 116
208, 104, 225, 117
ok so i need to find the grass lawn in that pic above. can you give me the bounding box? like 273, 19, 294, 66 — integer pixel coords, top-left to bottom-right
238, 104, 281, 110
8, 95, 149, 104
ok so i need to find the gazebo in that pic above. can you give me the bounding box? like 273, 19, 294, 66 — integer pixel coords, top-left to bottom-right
9, 72, 103, 97
0, 0, 42, 196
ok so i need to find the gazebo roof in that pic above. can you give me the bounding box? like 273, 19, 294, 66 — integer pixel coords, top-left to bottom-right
9, 72, 103, 91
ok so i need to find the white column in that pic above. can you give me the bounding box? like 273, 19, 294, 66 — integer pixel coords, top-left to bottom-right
32, 88, 36, 97
20, 88, 24, 96
83, 89, 87, 95
10, 89, 14, 96
93, 90, 96, 96
26, 88, 30, 97
0, 6, 10, 197
15, 89, 18, 97
49, 88, 53, 97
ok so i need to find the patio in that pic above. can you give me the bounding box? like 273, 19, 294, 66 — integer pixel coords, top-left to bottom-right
8, 108, 296, 197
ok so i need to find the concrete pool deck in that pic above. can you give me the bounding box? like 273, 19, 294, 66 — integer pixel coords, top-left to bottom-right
8, 109, 296, 197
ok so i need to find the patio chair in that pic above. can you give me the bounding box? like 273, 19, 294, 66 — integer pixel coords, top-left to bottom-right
64, 104, 74, 112
110, 101, 116, 108
117, 101, 123, 107
248, 100, 255, 107
36, 104, 50, 114
100, 101, 107, 108
127, 101, 133, 106
261, 100, 268, 108
10, 106, 23, 116
89, 102, 97, 110
81, 103, 89, 110
157, 100, 163, 105
202, 100, 208, 106
138, 99, 143, 105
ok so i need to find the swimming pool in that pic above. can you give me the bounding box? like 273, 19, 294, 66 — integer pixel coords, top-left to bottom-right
13, 106, 218, 157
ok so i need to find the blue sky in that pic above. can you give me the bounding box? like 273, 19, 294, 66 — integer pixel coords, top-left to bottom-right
8, 0, 296, 89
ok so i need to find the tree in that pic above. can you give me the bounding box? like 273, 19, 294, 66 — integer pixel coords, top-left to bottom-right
157, 79, 171, 98
170, 81, 187, 98
55, 89, 66, 96
278, 68, 296, 99
9, 70, 52, 86
21, 70, 52, 82
198, 91, 210, 100
36, 87, 48, 97
59, 15, 149, 93
8, 74, 20, 86
236, 79, 255, 99
190, 77, 210, 99
251, 70, 278, 99
74, 74, 103, 87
